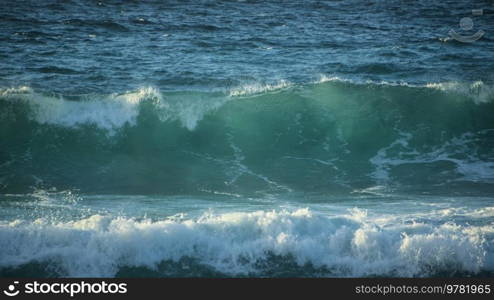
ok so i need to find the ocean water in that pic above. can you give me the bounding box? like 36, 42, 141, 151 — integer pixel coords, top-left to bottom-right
1, 0, 494, 277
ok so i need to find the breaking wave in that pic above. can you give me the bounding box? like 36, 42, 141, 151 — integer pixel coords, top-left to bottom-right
1, 208, 493, 277
1, 80, 493, 195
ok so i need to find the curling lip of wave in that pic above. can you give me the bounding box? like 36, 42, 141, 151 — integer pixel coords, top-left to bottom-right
317, 75, 494, 104
0, 86, 164, 132
0, 78, 493, 132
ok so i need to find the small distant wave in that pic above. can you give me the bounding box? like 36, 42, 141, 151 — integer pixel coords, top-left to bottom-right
228, 80, 292, 97
315, 75, 494, 104
63, 19, 130, 32
33, 66, 81, 75
426, 81, 494, 104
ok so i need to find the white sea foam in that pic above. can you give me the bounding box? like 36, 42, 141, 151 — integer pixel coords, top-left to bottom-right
316, 75, 494, 104
370, 131, 494, 184
0, 86, 164, 133
426, 81, 494, 104
228, 80, 291, 97
163, 92, 230, 130
369, 132, 413, 183
0, 86, 226, 131
315, 75, 353, 84
0, 208, 492, 277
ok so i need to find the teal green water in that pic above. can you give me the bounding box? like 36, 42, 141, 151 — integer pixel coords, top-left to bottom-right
2, 81, 493, 196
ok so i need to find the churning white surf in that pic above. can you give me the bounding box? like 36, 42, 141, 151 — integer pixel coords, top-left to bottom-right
0, 86, 162, 132
1, 208, 493, 277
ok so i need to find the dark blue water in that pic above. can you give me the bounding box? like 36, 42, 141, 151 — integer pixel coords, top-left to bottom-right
1, 0, 494, 93
1, 0, 494, 278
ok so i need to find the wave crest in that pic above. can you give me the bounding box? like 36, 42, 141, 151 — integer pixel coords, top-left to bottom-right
0, 86, 164, 133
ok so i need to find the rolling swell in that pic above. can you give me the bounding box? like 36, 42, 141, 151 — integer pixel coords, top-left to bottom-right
1, 80, 493, 195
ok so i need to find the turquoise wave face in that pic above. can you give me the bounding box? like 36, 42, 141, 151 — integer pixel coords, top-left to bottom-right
1, 80, 493, 196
